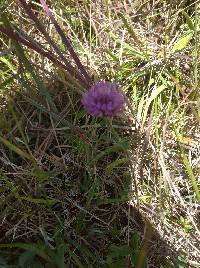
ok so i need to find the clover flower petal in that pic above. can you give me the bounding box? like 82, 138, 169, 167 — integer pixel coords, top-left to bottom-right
82, 81, 125, 117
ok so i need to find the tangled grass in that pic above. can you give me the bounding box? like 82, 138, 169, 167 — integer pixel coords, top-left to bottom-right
0, 0, 199, 267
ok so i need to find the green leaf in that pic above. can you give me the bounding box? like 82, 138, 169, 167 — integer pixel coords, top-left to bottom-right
183, 12, 195, 31
106, 245, 131, 267
120, 14, 143, 49
107, 259, 127, 268
147, 84, 167, 104
130, 232, 140, 249
106, 49, 118, 61
20, 196, 58, 206
108, 32, 145, 59
105, 158, 129, 175
0, 136, 31, 160
0, 56, 16, 73
19, 251, 36, 267
172, 32, 193, 52
94, 140, 129, 162
177, 254, 187, 268
56, 244, 65, 268
108, 244, 132, 258
174, 129, 200, 202
26, 169, 58, 182
132, 253, 147, 268
142, 84, 167, 125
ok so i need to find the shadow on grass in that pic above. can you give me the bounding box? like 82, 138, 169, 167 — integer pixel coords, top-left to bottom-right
0, 79, 185, 268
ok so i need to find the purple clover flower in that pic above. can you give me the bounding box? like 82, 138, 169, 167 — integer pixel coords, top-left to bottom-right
82, 81, 125, 117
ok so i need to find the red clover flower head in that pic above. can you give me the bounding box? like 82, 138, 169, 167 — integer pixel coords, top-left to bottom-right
82, 81, 125, 117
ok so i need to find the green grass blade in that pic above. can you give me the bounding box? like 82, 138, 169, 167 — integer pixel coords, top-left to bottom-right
172, 31, 193, 52
94, 139, 129, 162
120, 14, 143, 49
20, 196, 57, 206
142, 84, 167, 125
174, 129, 200, 202
0, 136, 31, 160
105, 158, 129, 175
0, 56, 16, 73
183, 11, 195, 31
